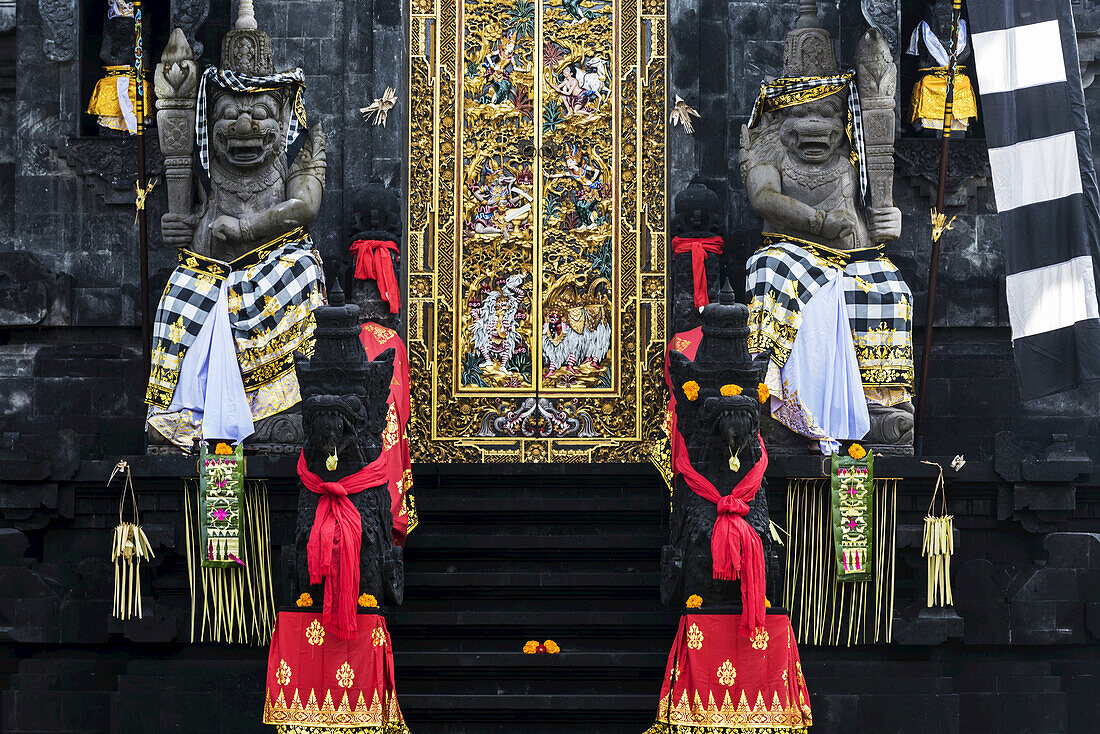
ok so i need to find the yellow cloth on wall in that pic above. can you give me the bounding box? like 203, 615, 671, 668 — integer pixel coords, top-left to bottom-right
909, 67, 978, 131
86, 66, 154, 133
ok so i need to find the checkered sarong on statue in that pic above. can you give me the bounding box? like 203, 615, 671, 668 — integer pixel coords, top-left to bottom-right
748, 73, 869, 207
195, 66, 307, 174
746, 237, 913, 389
145, 227, 326, 409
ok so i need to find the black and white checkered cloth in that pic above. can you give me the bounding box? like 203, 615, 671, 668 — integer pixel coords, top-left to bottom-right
145, 232, 325, 409
746, 239, 913, 389
748, 73, 869, 207
195, 67, 307, 173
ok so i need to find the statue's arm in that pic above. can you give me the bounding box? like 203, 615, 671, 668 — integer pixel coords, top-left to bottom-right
745, 163, 827, 236
235, 123, 327, 243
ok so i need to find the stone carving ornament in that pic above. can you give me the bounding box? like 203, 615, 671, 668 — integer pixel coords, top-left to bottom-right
38, 0, 76, 62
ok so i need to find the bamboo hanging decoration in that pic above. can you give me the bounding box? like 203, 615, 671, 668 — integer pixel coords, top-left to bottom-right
921, 461, 955, 607
109, 460, 154, 620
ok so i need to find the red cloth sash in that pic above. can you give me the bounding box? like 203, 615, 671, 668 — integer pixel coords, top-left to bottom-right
297, 451, 390, 639
672, 236, 723, 310
359, 323, 414, 544
350, 239, 401, 314
664, 326, 768, 634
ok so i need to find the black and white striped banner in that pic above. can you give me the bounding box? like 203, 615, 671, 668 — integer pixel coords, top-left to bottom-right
969, 0, 1100, 399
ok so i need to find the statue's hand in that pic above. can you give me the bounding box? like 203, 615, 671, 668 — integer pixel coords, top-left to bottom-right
161, 212, 198, 248
820, 209, 857, 242
867, 206, 902, 242
209, 215, 243, 243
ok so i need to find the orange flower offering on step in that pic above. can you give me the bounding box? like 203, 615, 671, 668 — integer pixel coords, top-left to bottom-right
296, 592, 313, 607
214, 442, 233, 455
685, 594, 703, 608
523, 640, 539, 654
720, 384, 742, 397
358, 593, 378, 608
757, 382, 770, 403
544, 640, 560, 654
848, 443, 867, 460
682, 381, 700, 401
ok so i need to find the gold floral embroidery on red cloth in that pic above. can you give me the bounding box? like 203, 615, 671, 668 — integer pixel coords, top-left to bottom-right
751, 627, 770, 651
687, 623, 704, 650
336, 661, 355, 689
372, 626, 387, 647
276, 659, 292, 686
305, 618, 325, 646
717, 659, 736, 686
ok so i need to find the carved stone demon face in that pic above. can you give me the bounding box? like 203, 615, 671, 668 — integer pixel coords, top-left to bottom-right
211, 91, 284, 170
778, 94, 846, 165
301, 394, 368, 464
697, 395, 761, 460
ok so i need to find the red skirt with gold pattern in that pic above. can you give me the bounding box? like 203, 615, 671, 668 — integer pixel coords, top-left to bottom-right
644, 612, 812, 734
262, 610, 410, 733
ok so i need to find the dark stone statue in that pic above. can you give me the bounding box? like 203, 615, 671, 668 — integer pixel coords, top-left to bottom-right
292, 280, 403, 605
671, 179, 724, 333
661, 282, 781, 608
348, 178, 402, 331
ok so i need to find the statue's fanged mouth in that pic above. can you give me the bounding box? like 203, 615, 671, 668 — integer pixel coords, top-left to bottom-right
797, 139, 831, 160
219, 131, 276, 166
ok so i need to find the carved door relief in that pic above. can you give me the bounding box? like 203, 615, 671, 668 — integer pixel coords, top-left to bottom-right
408, 0, 668, 463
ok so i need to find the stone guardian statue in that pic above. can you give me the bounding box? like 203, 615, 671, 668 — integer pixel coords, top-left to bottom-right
144, 0, 327, 452
740, 0, 915, 454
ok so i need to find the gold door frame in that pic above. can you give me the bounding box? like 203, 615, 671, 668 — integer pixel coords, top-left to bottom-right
407, 0, 668, 463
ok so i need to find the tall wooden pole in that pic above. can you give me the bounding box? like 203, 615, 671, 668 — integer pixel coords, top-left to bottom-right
914, 0, 964, 448
134, 0, 151, 373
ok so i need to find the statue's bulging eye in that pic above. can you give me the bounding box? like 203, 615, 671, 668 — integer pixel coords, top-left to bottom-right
223, 106, 240, 119
252, 105, 270, 120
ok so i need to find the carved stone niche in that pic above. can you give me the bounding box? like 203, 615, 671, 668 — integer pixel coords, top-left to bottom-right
348, 178, 403, 331
58, 136, 165, 206
895, 138, 991, 208
671, 179, 724, 334
994, 431, 1094, 533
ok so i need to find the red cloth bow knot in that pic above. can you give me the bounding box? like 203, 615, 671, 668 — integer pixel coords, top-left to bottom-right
717, 495, 750, 517
672, 236, 724, 310
350, 239, 401, 314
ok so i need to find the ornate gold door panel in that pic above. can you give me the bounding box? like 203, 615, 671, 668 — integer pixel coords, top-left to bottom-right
407, 0, 667, 463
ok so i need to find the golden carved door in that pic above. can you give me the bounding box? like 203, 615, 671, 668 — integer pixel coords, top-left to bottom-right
407, 0, 667, 463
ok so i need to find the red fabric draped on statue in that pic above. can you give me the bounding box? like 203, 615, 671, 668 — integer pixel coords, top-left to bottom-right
298, 453, 390, 639
672, 236, 724, 310
663, 327, 767, 635
645, 613, 812, 733
263, 610, 408, 732
350, 239, 401, 314
359, 323, 416, 544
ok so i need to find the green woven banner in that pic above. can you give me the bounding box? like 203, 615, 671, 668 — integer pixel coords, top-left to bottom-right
198, 443, 245, 569
831, 450, 874, 582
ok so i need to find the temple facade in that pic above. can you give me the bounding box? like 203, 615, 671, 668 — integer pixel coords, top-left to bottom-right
0, 0, 1099, 732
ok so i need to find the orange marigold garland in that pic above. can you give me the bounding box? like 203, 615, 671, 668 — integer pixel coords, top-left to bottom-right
685, 594, 703, 608
214, 442, 234, 455
523, 640, 539, 654
720, 384, 743, 396
848, 443, 867, 460
757, 382, 770, 403
544, 640, 560, 654
295, 592, 313, 607
358, 593, 378, 608
682, 381, 700, 401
